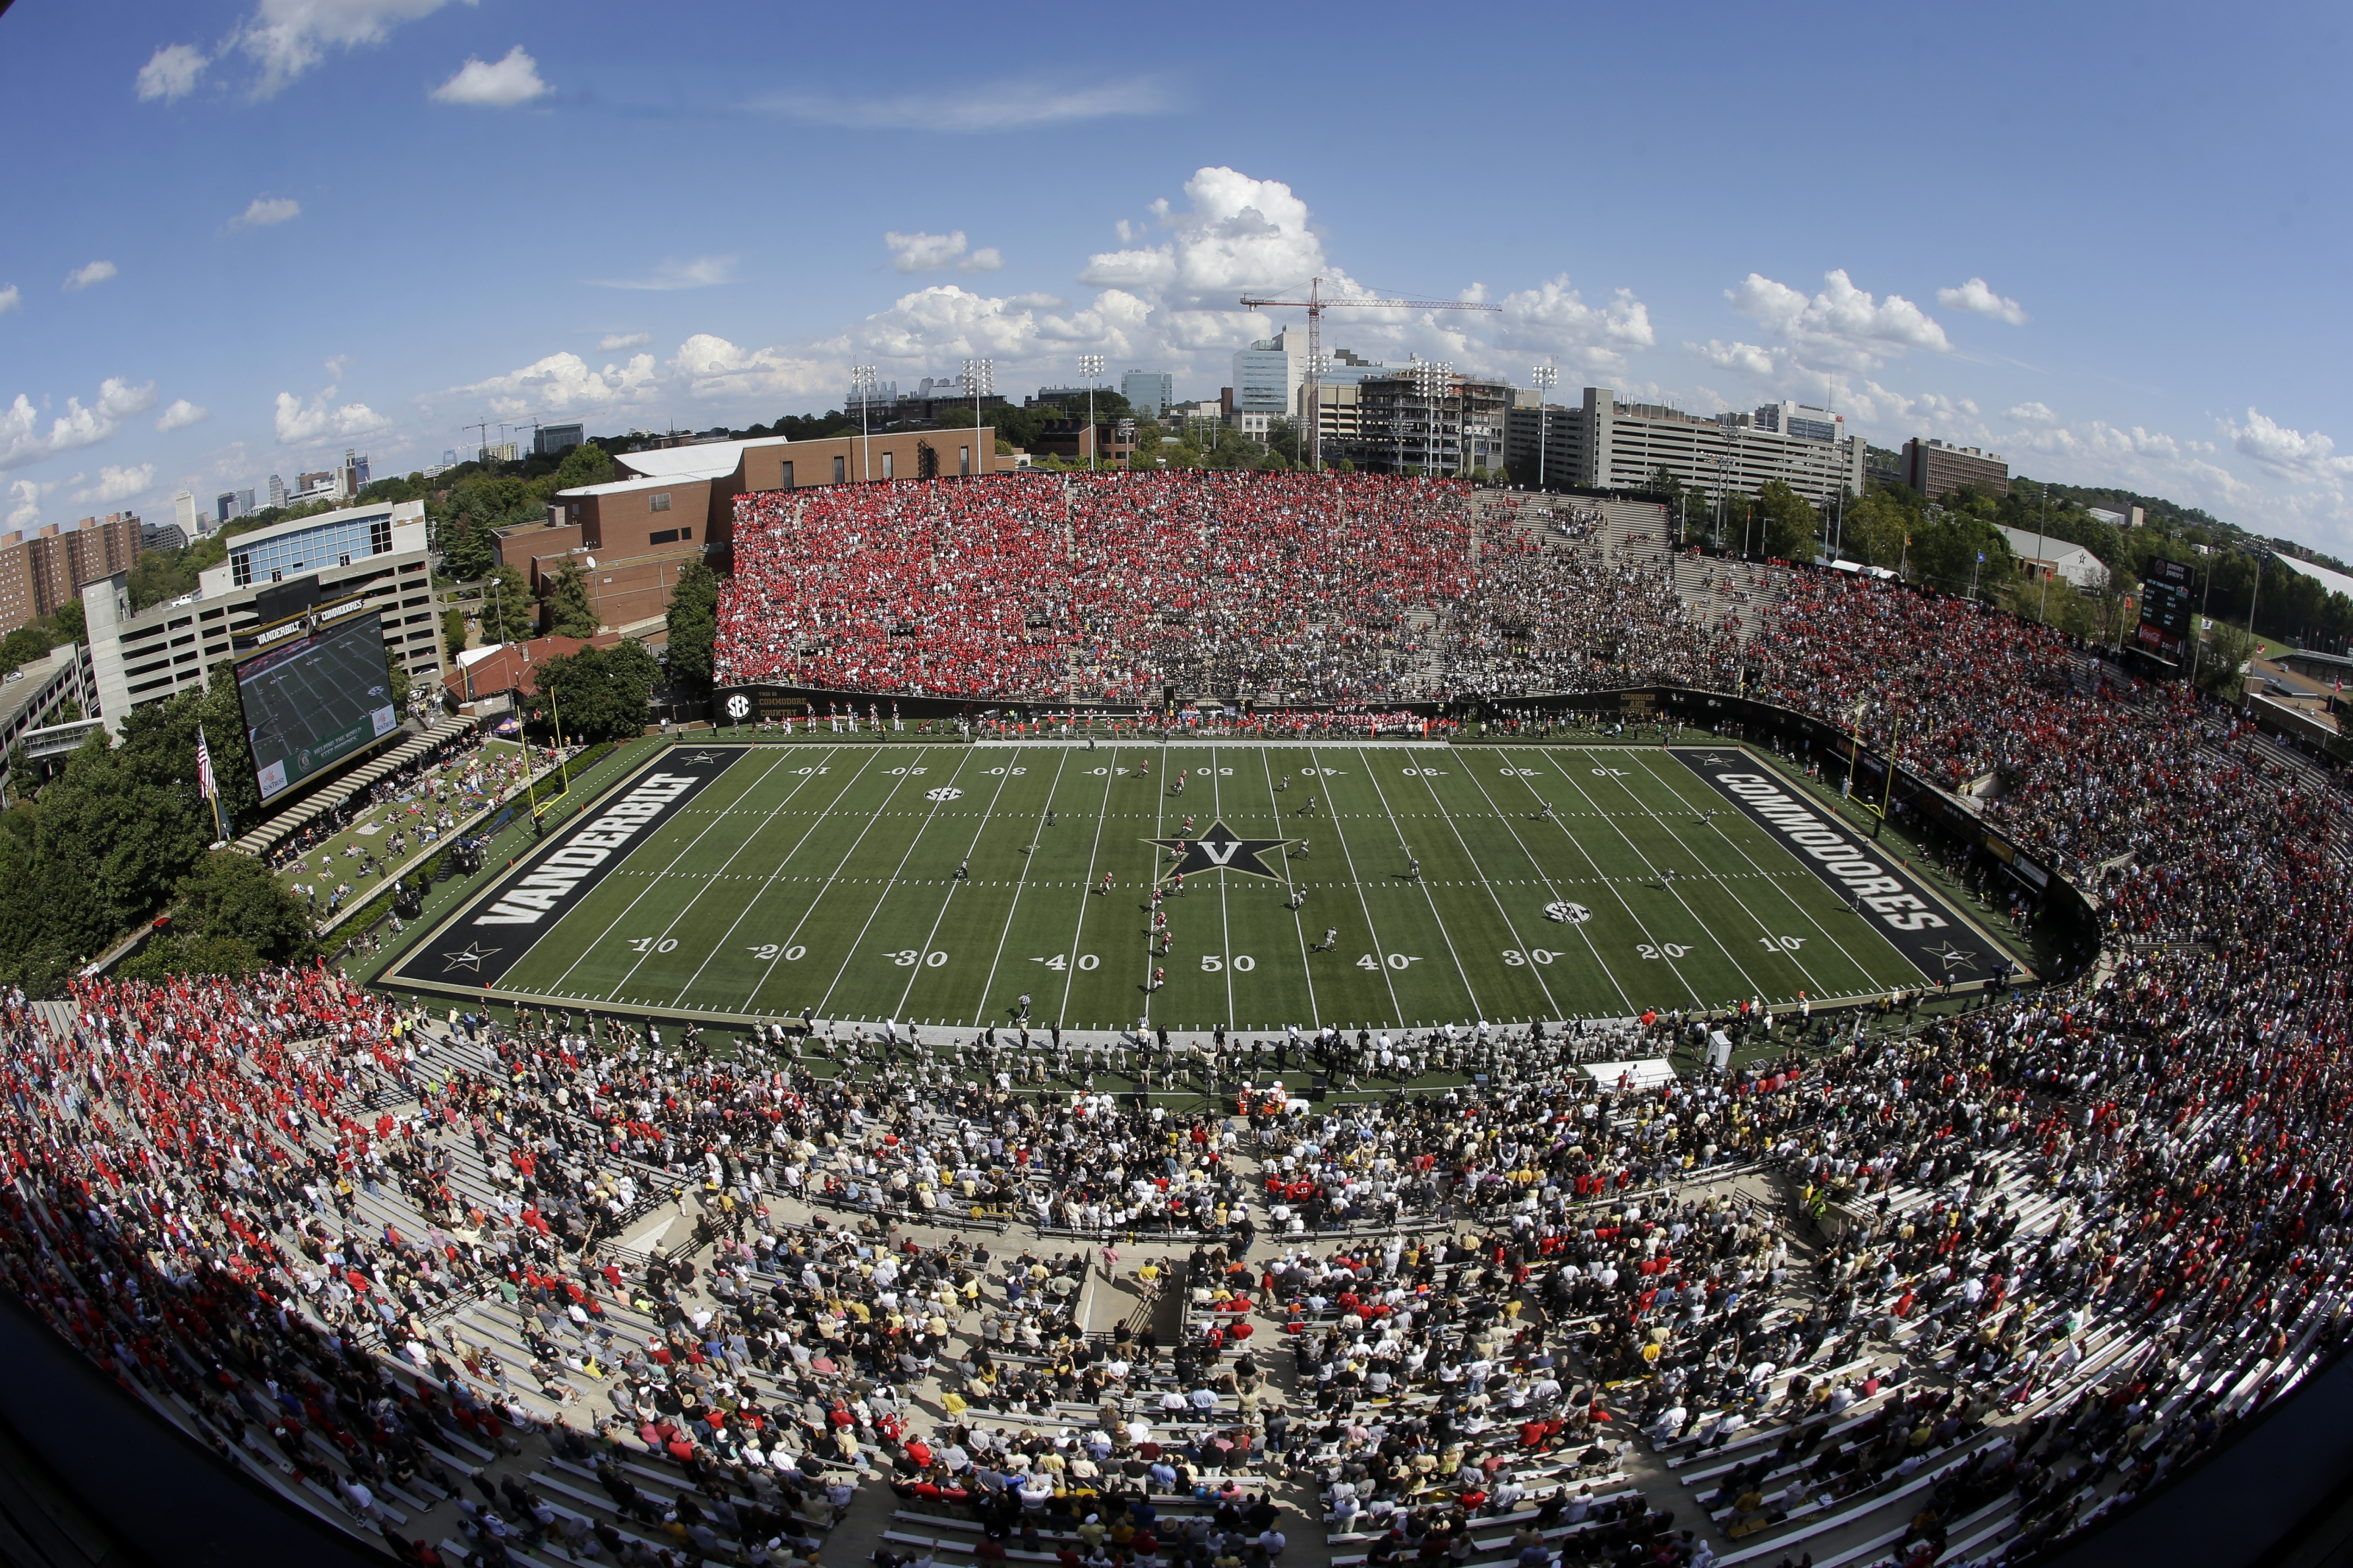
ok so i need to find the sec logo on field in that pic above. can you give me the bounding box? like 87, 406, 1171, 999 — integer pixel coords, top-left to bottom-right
1545, 901, 1591, 924
725, 694, 751, 720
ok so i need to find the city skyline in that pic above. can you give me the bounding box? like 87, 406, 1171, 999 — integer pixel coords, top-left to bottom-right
1, 1, 2349, 556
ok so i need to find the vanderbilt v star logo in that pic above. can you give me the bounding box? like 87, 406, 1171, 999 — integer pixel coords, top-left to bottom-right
1143, 820, 1296, 881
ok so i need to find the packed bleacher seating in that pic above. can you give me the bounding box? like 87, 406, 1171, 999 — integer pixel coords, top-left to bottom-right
0, 478, 2347, 1565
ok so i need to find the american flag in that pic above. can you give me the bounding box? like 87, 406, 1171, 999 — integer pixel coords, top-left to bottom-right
195, 724, 218, 801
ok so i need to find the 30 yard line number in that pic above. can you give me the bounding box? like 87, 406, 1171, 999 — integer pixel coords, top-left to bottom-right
888, 950, 950, 967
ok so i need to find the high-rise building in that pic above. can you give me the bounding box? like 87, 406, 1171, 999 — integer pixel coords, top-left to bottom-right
1504, 387, 1866, 509
1352, 369, 1514, 477
174, 491, 199, 535
1902, 437, 2010, 499
1231, 328, 1307, 419
217, 492, 239, 524
534, 423, 585, 457
267, 473, 288, 509
0, 512, 144, 635
339, 449, 371, 498
479, 443, 520, 465
1120, 370, 1174, 420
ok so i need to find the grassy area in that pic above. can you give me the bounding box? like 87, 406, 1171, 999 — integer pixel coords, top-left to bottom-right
385, 741, 1951, 1032
274, 737, 543, 906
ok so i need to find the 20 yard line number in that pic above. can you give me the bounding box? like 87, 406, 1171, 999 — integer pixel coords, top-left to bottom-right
1637, 942, 1691, 959
747, 943, 807, 962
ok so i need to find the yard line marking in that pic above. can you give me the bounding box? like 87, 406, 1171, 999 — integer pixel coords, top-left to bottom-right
1307, 745, 1404, 1025
785, 747, 979, 1020
1257, 748, 1319, 1029
1456, 753, 1664, 1013
1357, 747, 1485, 1020
970, 748, 1072, 1023
1627, 748, 1893, 996
1055, 761, 1115, 1031
546, 747, 796, 998
1403, 761, 1566, 1021
1534, 748, 1775, 1004
813, 747, 996, 1019
886, 751, 1026, 1022
671, 748, 888, 1009
1208, 746, 1235, 1028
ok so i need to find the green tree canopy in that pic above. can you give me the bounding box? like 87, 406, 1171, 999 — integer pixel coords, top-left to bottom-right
545, 560, 599, 638
1754, 480, 1819, 562
664, 562, 719, 690
529, 642, 656, 743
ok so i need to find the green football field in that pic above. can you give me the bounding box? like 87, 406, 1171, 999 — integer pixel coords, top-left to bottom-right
394, 741, 1962, 1032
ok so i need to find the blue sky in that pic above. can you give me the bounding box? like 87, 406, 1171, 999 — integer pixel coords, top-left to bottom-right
4, 0, 2352, 555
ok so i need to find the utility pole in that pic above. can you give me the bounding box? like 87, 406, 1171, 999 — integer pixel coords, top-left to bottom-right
1531, 365, 1557, 491
1078, 354, 1104, 471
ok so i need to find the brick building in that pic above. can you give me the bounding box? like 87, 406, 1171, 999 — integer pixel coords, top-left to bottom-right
527, 427, 1004, 633
0, 512, 144, 634
1903, 437, 2010, 499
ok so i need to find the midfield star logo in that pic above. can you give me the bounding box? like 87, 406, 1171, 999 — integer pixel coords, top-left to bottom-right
1143, 820, 1295, 881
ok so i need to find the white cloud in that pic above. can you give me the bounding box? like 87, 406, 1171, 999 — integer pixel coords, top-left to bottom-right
229, 195, 301, 229
74, 464, 156, 506
0, 378, 155, 471
2007, 401, 2057, 425
1937, 277, 2029, 325
599, 332, 651, 351
1080, 168, 1334, 312
1728, 268, 1949, 371
885, 231, 1004, 274
2224, 407, 2353, 480
441, 351, 662, 417
238, 0, 458, 97
7, 478, 63, 530
587, 255, 738, 292
671, 337, 835, 403
137, 43, 208, 102
1690, 339, 1777, 377
0, 285, 18, 316
757, 75, 1173, 133
430, 45, 550, 107
1487, 276, 1653, 371
324, 354, 351, 379
155, 399, 210, 432
63, 260, 119, 293
273, 387, 388, 445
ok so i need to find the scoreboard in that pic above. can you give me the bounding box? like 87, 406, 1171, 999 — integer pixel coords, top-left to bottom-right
2135, 556, 2195, 665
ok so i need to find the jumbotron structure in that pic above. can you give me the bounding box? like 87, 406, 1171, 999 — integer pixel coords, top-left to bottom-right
0, 473, 2346, 1568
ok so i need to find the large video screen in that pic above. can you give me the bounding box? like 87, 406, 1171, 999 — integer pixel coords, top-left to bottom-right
2135, 556, 2195, 664
237, 609, 399, 801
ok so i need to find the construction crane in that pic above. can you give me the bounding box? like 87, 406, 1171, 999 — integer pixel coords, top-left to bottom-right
1240, 276, 1501, 471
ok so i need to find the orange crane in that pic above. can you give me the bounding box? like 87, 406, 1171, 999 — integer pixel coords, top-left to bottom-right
1240, 276, 1500, 471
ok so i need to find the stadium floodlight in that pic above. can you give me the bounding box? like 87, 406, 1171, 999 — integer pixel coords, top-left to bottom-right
1078, 355, 1105, 470
1531, 365, 1559, 491
851, 365, 878, 482
1410, 359, 1452, 476
960, 358, 994, 479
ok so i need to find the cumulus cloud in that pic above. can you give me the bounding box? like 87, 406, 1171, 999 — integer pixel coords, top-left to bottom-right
274, 387, 388, 445
239, 0, 458, 97
64, 260, 119, 293
1728, 269, 1949, 370
2225, 408, 2353, 480
1690, 339, 1777, 377
0, 285, 18, 316
1484, 276, 1653, 372
7, 478, 63, 530
155, 398, 210, 432
441, 351, 663, 417
1938, 277, 2029, 325
137, 43, 208, 102
885, 231, 1003, 274
430, 45, 550, 107
598, 332, 651, 351
230, 195, 301, 229
74, 464, 156, 506
588, 256, 738, 292
757, 75, 1173, 133
1080, 168, 1335, 313
0, 379, 156, 471
671, 336, 835, 402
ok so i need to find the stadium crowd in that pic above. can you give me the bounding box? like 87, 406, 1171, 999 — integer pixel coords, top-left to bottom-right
0, 479, 2343, 1567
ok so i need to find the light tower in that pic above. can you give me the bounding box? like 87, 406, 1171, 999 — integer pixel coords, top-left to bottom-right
960, 358, 993, 478
1077, 354, 1105, 470
1530, 364, 1558, 490
851, 365, 877, 482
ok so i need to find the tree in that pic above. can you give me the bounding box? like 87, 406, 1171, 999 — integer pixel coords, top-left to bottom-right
122, 849, 317, 978
439, 516, 498, 583
551, 442, 615, 491
529, 642, 655, 742
664, 562, 720, 690
52, 598, 85, 645
443, 604, 469, 660
1754, 480, 1819, 562
482, 564, 536, 642
545, 560, 599, 638
2196, 620, 2257, 699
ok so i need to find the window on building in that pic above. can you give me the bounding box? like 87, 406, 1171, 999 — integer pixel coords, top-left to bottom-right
680, 526, 692, 540
832, 455, 846, 484
649, 493, 671, 512
648, 529, 680, 545
882, 451, 895, 480
960, 445, 971, 476
779, 462, 794, 490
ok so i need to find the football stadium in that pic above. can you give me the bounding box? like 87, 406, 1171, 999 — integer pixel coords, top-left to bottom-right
8, 462, 2347, 1568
